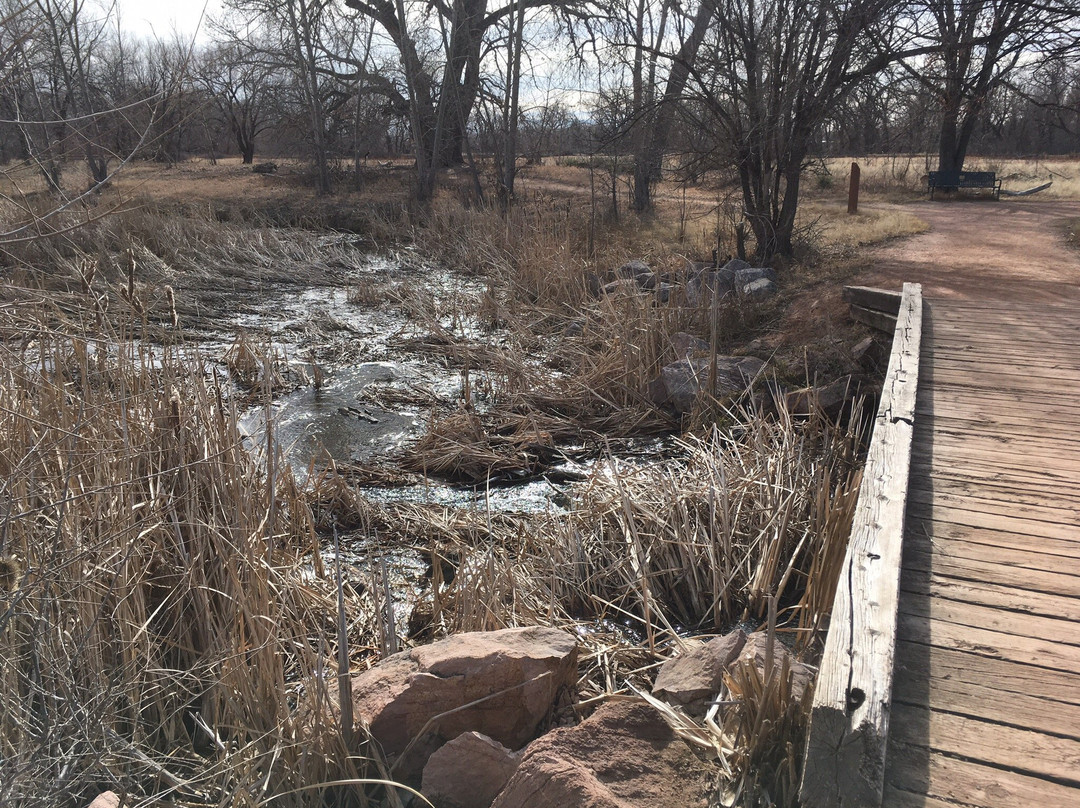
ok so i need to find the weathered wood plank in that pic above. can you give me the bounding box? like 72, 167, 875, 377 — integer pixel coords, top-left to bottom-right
922, 348, 1080, 370
898, 590, 1080, 648
900, 564, 1080, 623
896, 606, 1080, 672
911, 411, 1080, 442
800, 283, 922, 808
886, 738, 1080, 808
843, 285, 903, 314
907, 488, 1080, 526
911, 467, 1080, 507
902, 544, 1080, 598
912, 449, 1080, 481
892, 644, 1080, 738
906, 515, 1080, 556
881, 784, 969, 808
889, 704, 1080, 785
910, 442, 1080, 476
906, 500, 1080, 540
850, 303, 899, 333
894, 639, 1080, 707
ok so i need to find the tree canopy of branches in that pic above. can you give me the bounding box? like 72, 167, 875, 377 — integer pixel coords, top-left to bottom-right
908, 0, 1080, 174
676, 0, 903, 261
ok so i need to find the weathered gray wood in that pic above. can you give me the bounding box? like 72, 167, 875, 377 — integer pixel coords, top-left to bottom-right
800, 283, 922, 808
849, 304, 899, 334
843, 285, 903, 315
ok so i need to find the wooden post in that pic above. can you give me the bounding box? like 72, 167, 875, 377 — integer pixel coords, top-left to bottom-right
848, 162, 861, 214
800, 283, 923, 808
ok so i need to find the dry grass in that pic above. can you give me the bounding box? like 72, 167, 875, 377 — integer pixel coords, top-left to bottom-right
0, 305, 379, 807
821, 154, 1080, 200
0, 159, 886, 808
322, 399, 865, 806
798, 202, 929, 252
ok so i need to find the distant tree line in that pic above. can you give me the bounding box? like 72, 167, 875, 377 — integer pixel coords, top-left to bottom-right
1, 0, 1078, 259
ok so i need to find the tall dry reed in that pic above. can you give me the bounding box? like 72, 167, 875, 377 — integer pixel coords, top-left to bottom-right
0, 304, 370, 807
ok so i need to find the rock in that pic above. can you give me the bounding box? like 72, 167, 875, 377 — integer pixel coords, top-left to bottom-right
86, 793, 121, 808
733, 266, 777, 285
851, 336, 886, 368
648, 356, 766, 414
740, 278, 778, 299
733, 632, 812, 703
616, 259, 651, 281
654, 282, 673, 303
603, 279, 643, 297
615, 261, 659, 291
635, 272, 658, 290
685, 268, 737, 306
490, 701, 712, 808
564, 318, 586, 337
347, 626, 577, 782
651, 631, 747, 713
785, 375, 857, 421
423, 731, 521, 808
721, 258, 751, 272
670, 332, 709, 358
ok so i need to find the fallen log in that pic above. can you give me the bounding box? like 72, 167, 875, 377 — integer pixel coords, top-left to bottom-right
999, 181, 1052, 197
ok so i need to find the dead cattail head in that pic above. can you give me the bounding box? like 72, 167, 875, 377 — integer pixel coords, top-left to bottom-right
168, 387, 182, 431
126, 248, 136, 299
0, 555, 21, 592
165, 285, 179, 329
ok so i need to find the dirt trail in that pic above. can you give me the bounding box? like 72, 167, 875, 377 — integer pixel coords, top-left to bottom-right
856, 199, 1080, 302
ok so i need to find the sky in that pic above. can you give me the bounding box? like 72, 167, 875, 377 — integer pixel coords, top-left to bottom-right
116, 0, 225, 41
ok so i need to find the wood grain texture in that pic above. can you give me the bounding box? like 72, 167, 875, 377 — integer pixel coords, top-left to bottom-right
801, 283, 922, 808
843, 285, 903, 315
883, 296, 1080, 807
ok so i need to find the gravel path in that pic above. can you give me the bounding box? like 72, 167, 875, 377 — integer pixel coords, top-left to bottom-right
855, 199, 1080, 302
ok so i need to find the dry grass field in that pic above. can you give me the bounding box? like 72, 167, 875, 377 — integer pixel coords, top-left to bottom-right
1, 152, 1075, 807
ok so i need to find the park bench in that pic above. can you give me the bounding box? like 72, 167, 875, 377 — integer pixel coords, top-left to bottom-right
928, 170, 1001, 200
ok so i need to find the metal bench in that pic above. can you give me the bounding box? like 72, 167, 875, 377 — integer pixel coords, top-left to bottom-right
928, 170, 1001, 200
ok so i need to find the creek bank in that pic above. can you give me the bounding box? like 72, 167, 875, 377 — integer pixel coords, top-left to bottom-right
331, 625, 806, 807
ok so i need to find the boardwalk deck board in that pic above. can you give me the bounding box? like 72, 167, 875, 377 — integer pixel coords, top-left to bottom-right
905, 517, 1080, 556
884, 298, 1080, 808
901, 567, 1080, 623
902, 547, 1080, 598
894, 640, 1080, 707
889, 705, 1080, 784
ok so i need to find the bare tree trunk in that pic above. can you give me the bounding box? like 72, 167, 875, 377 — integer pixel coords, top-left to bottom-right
632, 0, 711, 213
286, 0, 332, 194
498, 0, 525, 206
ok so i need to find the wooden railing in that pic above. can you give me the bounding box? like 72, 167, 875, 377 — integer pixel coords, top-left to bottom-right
800, 282, 923, 808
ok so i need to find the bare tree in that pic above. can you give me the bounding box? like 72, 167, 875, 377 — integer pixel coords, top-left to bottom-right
681, 0, 906, 262
197, 41, 276, 163
907, 0, 1080, 174
342, 0, 583, 200
224, 0, 335, 192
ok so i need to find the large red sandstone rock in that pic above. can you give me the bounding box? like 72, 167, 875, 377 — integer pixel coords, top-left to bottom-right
734, 631, 812, 703
490, 701, 712, 808
651, 630, 747, 712
651, 629, 812, 714
350, 626, 577, 781
422, 731, 521, 808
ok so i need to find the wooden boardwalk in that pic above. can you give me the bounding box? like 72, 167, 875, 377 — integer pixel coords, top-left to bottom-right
883, 298, 1080, 807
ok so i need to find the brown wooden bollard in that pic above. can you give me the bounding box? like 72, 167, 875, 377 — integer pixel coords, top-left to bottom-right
848, 161, 860, 214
